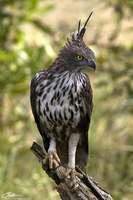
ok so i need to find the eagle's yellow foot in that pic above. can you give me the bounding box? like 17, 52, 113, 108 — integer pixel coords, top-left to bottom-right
43, 151, 60, 169
62, 166, 83, 187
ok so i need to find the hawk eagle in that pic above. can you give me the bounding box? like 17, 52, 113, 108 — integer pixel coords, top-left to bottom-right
30, 9, 96, 184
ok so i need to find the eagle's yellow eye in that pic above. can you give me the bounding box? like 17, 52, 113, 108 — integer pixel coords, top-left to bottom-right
77, 55, 83, 60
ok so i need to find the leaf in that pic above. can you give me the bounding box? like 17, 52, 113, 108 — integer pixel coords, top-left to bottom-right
31, 19, 53, 33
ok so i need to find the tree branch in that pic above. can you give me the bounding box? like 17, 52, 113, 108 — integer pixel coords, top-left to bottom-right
30, 142, 114, 200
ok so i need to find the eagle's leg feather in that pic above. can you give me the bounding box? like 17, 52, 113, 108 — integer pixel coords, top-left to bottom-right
43, 138, 60, 169
68, 133, 80, 169
62, 133, 83, 185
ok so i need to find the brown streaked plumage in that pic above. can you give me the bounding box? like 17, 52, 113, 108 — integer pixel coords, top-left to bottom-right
30, 9, 96, 183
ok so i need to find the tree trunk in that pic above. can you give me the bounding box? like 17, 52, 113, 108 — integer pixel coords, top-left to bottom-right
30, 142, 114, 200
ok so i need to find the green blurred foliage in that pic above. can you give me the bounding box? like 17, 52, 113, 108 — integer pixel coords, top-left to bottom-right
0, 0, 133, 200
0, 0, 58, 199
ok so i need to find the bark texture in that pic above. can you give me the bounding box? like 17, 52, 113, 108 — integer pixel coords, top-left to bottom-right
30, 142, 114, 200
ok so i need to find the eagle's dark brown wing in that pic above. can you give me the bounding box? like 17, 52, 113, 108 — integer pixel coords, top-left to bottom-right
30, 70, 50, 152
75, 73, 93, 170
84, 73, 93, 135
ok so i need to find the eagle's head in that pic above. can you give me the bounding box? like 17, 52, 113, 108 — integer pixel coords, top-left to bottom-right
57, 8, 96, 72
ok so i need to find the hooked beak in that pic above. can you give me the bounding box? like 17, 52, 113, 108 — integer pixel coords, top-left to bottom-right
88, 59, 96, 71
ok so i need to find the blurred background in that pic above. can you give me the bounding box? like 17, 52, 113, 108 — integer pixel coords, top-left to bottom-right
0, 0, 133, 199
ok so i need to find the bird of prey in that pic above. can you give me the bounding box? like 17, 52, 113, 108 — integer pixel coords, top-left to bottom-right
30, 9, 96, 184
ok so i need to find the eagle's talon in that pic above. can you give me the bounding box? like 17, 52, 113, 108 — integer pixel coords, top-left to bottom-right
54, 162, 62, 170
60, 175, 67, 182
62, 167, 83, 187
70, 182, 76, 189
42, 151, 60, 169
